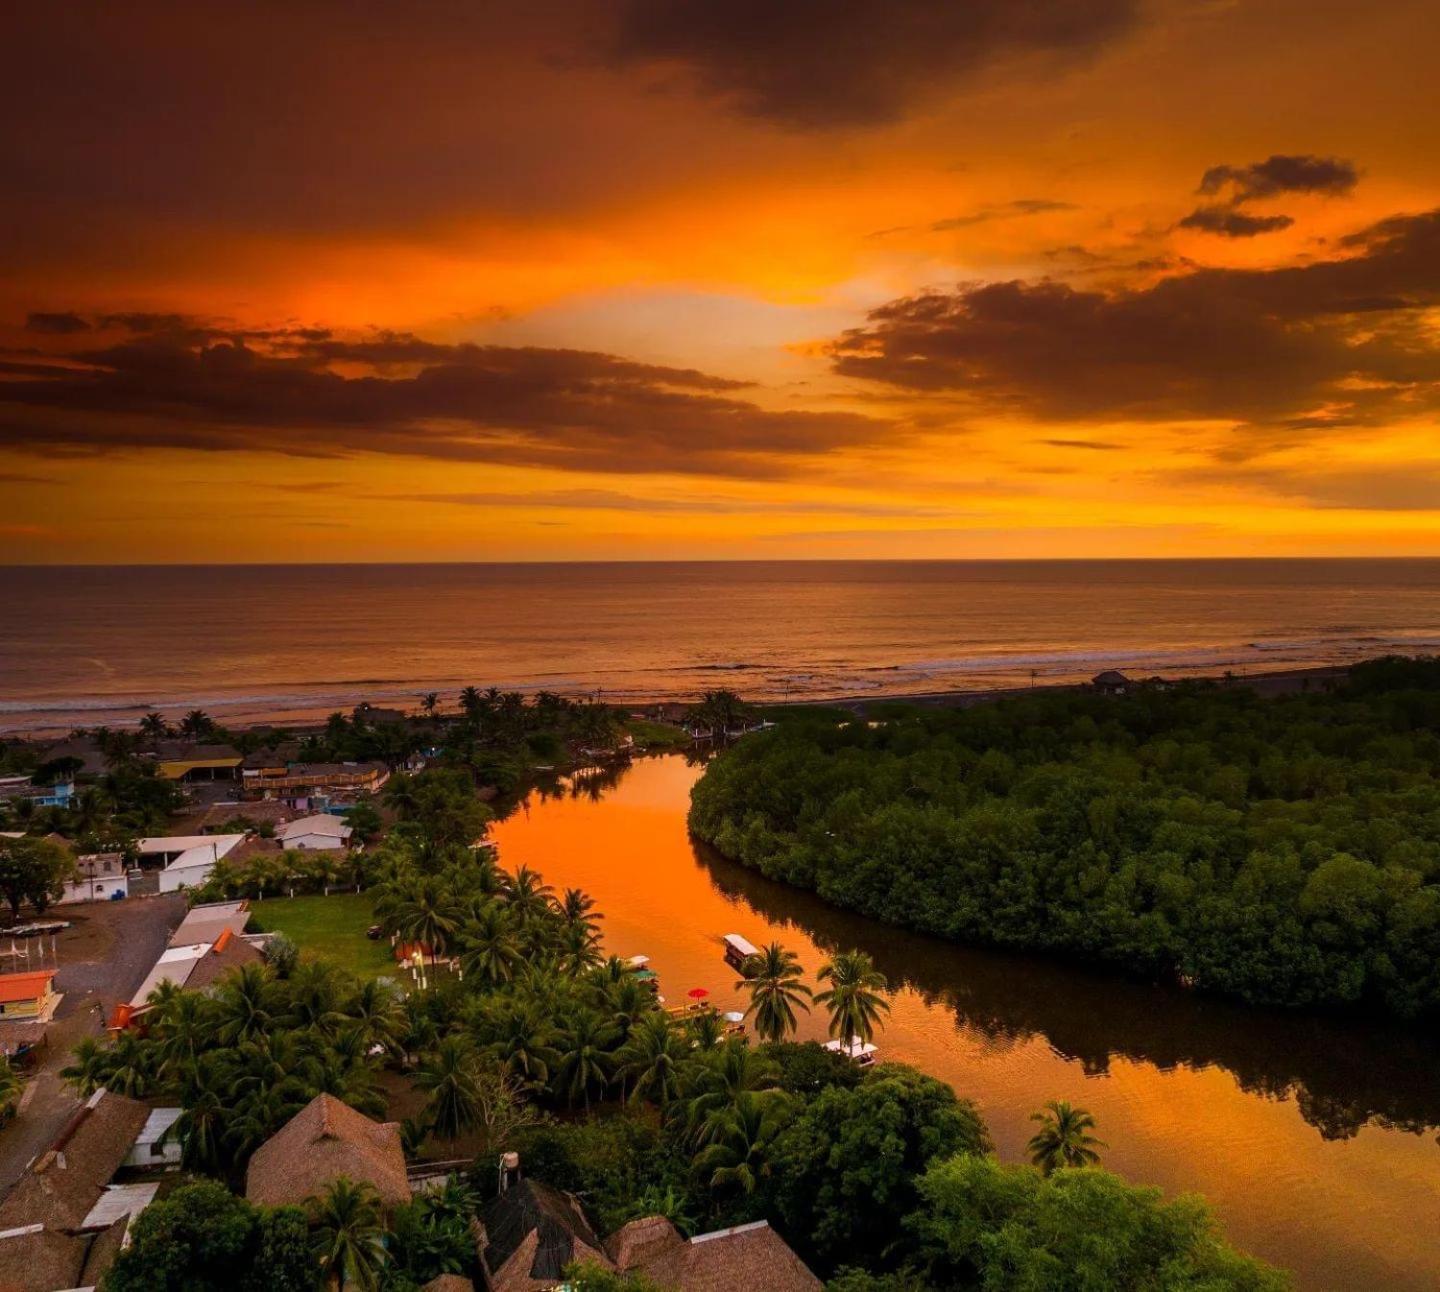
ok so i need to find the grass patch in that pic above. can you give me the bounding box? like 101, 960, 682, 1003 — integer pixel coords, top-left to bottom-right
623, 718, 691, 749
248, 892, 394, 980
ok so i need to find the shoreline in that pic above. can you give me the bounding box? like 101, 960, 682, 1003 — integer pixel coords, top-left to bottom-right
1, 660, 1361, 742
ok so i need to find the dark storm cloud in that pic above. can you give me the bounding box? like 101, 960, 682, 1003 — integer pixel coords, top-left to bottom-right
0, 327, 893, 479
1177, 206, 1294, 238
829, 207, 1440, 436
612, 0, 1140, 128
25, 312, 89, 334
1197, 154, 1359, 202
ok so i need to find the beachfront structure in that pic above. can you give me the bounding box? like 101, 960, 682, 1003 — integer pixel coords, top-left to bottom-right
274, 813, 353, 850
136, 832, 245, 892
245, 1094, 410, 1211
0, 970, 57, 1020
58, 853, 128, 905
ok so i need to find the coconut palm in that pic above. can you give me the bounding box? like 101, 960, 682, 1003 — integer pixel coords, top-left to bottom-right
616, 1013, 687, 1110
421, 692, 440, 719
815, 949, 890, 1046
101, 1031, 154, 1098
139, 711, 170, 742
558, 919, 603, 977
60, 1036, 110, 1096
457, 904, 522, 987
682, 1039, 779, 1146
179, 709, 213, 738
150, 990, 214, 1077
416, 1036, 483, 1143
347, 979, 405, 1056
481, 1001, 558, 1089
685, 1009, 725, 1051
390, 878, 462, 956
738, 942, 812, 1043
502, 864, 556, 927
161, 1056, 229, 1172
382, 775, 421, 821
310, 1177, 390, 1291
693, 1090, 791, 1195
555, 1010, 615, 1112
214, 964, 276, 1045
561, 886, 602, 929
1027, 1100, 1106, 1175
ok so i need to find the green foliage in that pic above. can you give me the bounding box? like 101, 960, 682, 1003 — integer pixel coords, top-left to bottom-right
563, 1262, 665, 1291
690, 662, 1440, 1017
764, 1064, 990, 1272
907, 1154, 1289, 1290
103, 1180, 312, 1292
0, 834, 72, 918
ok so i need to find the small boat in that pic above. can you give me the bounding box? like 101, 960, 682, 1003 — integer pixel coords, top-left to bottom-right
823, 1037, 878, 1067
722, 933, 760, 971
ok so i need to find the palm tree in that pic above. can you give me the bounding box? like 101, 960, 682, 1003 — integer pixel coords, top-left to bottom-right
214, 964, 276, 1045
151, 990, 214, 1077
459, 686, 483, 721
815, 949, 890, 1047
347, 979, 405, 1057
502, 864, 556, 927
162, 1056, 229, 1172
682, 1039, 778, 1147
616, 1013, 687, 1110
102, 1031, 153, 1098
382, 775, 421, 821
416, 1036, 483, 1143
179, 709, 213, 739
390, 878, 462, 956
738, 942, 812, 1043
481, 1001, 558, 1090
60, 1036, 110, 1096
1027, 1100, 1106, 1175
139, 711, 170, 742
561, 886, 602, 929
309, 1178, 390, 1291
421, 692, 439, 719
559, 920, 603, 977
693, 1090, 791, 1195
555, 1010, 615, 1113
457, 904, 522, 988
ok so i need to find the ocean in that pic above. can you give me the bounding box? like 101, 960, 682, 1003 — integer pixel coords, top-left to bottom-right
3, 558, 1440, 734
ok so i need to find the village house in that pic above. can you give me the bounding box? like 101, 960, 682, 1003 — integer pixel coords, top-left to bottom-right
0, 970, 58, 1022
0, 1089, 155, 1292
477, 1177, 822, 1292
274, 812, 354, 850
245, 1093, 410, 1211
136, 832, 246, 892
57, 852, 128, 905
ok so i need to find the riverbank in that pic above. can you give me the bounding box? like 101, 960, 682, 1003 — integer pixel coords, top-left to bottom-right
486, 753, 1440, 1290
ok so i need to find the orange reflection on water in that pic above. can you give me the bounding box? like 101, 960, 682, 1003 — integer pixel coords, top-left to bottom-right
487, 755, 1440, 1291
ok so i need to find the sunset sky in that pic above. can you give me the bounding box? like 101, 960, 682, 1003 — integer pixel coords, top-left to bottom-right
3, 0, 1438, 562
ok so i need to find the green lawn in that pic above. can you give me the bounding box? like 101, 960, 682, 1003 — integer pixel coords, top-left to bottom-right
248, 893, 395, 979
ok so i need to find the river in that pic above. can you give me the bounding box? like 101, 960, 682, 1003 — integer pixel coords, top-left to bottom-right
486, 753, 1440, 1291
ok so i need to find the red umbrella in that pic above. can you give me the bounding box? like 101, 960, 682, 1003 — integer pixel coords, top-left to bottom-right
687, 987, 710, 1000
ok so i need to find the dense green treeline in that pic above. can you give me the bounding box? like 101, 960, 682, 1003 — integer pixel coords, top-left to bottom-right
689, 658, 1440, 1018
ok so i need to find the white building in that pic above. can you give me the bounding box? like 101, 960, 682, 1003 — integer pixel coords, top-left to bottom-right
58, 853, 129, 905
136, 834, 245, 893
126, 1107, 183, 1169
274, 814, 353, 850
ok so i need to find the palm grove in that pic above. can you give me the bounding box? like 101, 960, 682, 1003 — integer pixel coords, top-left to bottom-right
47, 765, 1283, 1290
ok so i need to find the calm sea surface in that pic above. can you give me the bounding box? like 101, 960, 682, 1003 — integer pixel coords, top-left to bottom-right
492, 756, 1440, 1292
3, 559, 1440, 733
